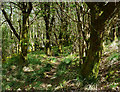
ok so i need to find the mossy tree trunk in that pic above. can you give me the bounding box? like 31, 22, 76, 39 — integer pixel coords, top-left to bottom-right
2, 2, 32, 64
20, 12, 28, 63
45, 17, 51, 55
20, 2, 32, 64
81, 2, 118, 79
58, 30, 63, 53
44, 6, 51, 55
42, 3, 55, 56
81, 24, 103, 79
81, 7, 103, 78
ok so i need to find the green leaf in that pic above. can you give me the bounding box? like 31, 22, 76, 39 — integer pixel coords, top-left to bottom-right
70, 4, 76, 7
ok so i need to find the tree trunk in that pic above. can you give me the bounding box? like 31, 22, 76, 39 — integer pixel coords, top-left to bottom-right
58, 29, 63, 53
81, 9, 104, 79
81, 2, 119, 79
2, 2, 32, 64
75, 2, 83, 65
81, 27, 103, 79
20, 12, 29, 63
46, 30, 51, 56
20, 2, 32, 64
118, 6, 120, 57
58, 2, 68, 53
42, 3, 53, 56
44, 17, 51, 55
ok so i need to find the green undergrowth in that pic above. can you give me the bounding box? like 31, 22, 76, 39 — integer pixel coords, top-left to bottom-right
98, 40, 120, 90
52, 45, 73, 56
2, 47, 94, 91
2, 51, 53, 91
107, 51, 119, 62
3, 43, 119, 91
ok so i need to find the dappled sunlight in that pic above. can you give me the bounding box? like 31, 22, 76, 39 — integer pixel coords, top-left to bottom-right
1, 2, 120, 92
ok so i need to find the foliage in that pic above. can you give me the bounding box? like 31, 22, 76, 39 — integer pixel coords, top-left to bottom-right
1, 2, 119, 91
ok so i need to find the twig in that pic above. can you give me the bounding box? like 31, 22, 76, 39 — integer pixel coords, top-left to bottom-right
0, 20, 6, 26
28, 9, 41, 28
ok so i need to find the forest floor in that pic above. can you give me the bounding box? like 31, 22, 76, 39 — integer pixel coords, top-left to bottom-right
2, 40, 120, 91
98, 40, 120, 91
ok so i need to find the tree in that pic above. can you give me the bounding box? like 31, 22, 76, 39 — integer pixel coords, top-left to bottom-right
56, 2, 69, 53
20, 2, 32, 63
41, 2, 55, 56
81, 2, 119, 79
1, 2, 32, 64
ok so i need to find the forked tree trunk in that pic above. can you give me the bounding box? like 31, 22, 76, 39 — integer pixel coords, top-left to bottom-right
81, 9, 104, 79
81, 26, 103, 79
81, 2, 119, 79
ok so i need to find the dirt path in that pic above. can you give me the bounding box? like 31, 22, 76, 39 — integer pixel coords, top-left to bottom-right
38, 57, 62, 88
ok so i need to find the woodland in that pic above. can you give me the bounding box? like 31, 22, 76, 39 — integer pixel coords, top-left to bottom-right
0, 2, 120, 91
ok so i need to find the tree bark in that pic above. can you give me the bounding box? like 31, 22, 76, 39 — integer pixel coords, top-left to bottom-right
81, 25, 103, 79
80, 2, 119, 79
20, 2, 32, 64
42, 3, 54, 56
80, 8, 104, 79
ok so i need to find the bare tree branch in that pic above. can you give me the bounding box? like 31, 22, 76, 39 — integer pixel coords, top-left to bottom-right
1, 3, 20, 41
